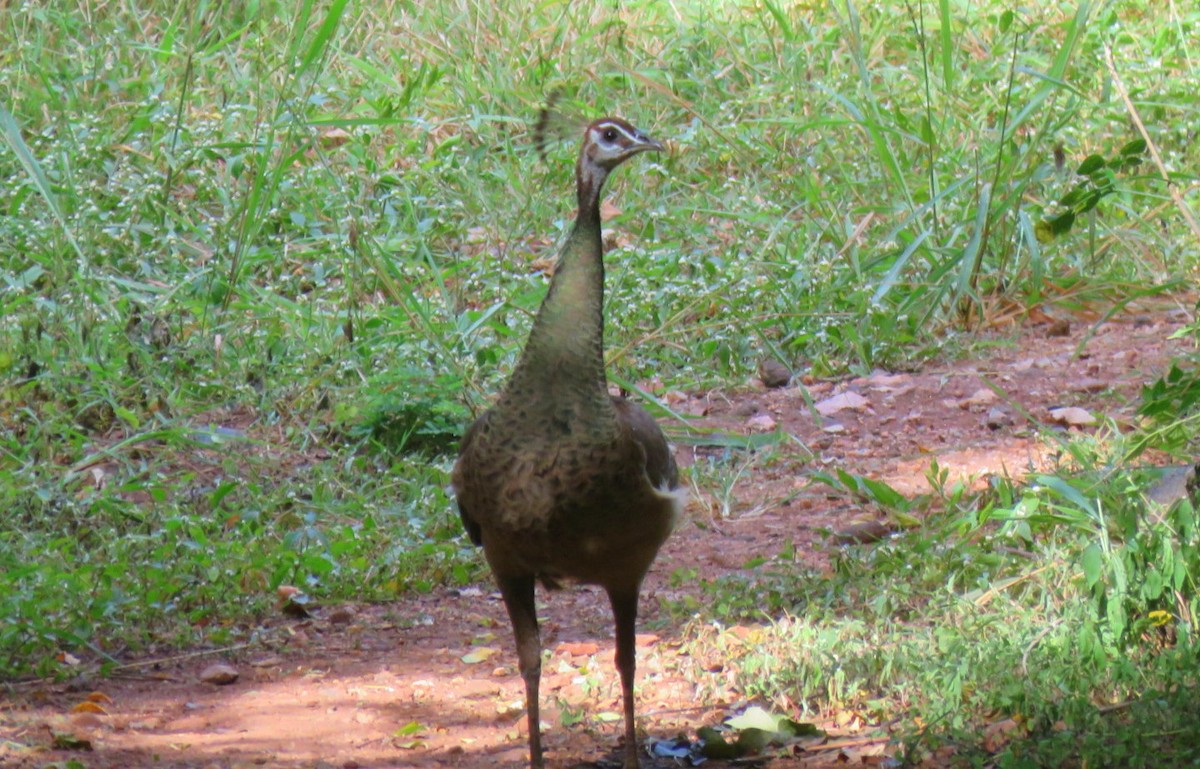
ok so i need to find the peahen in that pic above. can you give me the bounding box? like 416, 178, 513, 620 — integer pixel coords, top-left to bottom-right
452, 113, 682, 769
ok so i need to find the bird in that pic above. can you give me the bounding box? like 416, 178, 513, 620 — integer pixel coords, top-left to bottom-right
452, 111, 683, 769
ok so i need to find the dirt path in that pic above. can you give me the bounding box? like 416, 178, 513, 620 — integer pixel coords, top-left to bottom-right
1, 306, 1191, 769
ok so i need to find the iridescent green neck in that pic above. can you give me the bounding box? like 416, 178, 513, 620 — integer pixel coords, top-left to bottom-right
497, 160, 613, 428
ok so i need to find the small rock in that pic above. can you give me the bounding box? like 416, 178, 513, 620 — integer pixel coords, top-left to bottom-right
757, 358, 792, 388
663, 389, 688, 405
733, 401, 761, 417
814, 391, 870, 416
746, 413, 777, 432
1144, 464, 1199, 508
879, 384, 915, 400
861, 370, 910, 388
1045, 318, 1071, 337
985, 407, 1014, 430
199, 663, 239, 686
1048, 406, 1097, 427
328, 607, 355, 625
962, 388, 998, 408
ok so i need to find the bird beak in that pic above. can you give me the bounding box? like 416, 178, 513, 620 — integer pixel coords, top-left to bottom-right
642, 137, 665, 154
631, 130, 664, 155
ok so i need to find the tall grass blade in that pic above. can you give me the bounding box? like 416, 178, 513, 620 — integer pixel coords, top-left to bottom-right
0, 105, 85, 267
872, 229, 932, 305
301, 0, 350, 75
938, 0, 953, 91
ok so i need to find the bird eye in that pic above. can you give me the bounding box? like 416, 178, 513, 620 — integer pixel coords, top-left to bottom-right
603, 128, 618, 142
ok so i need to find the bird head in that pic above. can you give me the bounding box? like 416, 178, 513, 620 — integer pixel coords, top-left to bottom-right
580, 118, 664, 171
534, 92, 663, 171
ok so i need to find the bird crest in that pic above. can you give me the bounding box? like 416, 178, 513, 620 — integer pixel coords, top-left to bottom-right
533, 90, 589, 161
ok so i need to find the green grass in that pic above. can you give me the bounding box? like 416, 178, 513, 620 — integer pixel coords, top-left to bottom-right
3, 0, 1200, 761
672, 437, 1200, 765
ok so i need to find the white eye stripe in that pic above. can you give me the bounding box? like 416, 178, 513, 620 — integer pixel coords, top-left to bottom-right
593, 121, 639, 144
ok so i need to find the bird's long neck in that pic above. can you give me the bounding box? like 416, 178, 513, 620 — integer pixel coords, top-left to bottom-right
499, 159, 614, 429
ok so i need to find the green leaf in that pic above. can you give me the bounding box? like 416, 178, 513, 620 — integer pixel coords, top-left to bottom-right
1076, 154, 1105, 175
1120, 138, 1147, 156
1081, 543, 1104, 587
735, 727, 774, 752
727, 705, 788, 733
1036, 474, 1096, 517
698, 726, 739, 759
859, 476, 910, 511
1048, 211, 1076, 236
300, 0, 350, 74
394, 720, 425, 736
1060, 184, 1087, 208
1142, 566, 1163, 601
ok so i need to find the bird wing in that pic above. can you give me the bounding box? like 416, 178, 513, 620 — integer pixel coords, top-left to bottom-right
612, 395, 679, 492
452, 411, 489, 546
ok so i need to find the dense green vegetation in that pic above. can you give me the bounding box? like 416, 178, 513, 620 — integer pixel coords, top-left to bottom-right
3, 0, 1199, 764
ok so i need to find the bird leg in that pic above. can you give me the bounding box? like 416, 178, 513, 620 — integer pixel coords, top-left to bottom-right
498, 575, 544, 769
608, 586, 642, 769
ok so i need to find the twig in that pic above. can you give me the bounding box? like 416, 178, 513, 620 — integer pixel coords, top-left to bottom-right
1098, 698, 1137, 715
1021, 621, 1058, 675
1, 644, 248, 688
111, 643, 256, 670
1102, 43, 1200, 243
803, 733, 893, 752
972, 563, 1055, 607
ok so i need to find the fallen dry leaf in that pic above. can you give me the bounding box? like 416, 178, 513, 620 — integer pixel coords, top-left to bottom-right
600, 199, 622, 221
556, 641, 599, 657
461, 647, 500, 664
70, 701, 108, 715
319, 127, 351, 148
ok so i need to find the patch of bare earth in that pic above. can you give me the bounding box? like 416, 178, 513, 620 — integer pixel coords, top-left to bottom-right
1, 308, 1191, 769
